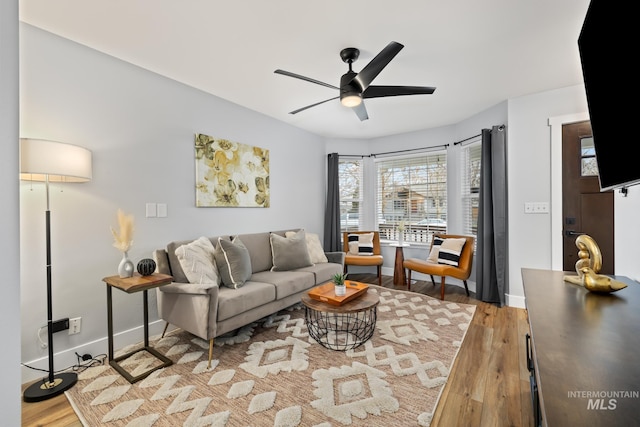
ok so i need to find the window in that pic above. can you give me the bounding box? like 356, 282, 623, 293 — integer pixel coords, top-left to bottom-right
375, 152, 447, 245
462, 142, 481, 238
338, 157, 363, 232
580, 136, 598, 176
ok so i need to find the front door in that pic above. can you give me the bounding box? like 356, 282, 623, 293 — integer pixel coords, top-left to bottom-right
562, 121, 615, 274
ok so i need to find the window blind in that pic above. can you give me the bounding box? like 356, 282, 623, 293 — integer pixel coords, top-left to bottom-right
375, 152, 447, 245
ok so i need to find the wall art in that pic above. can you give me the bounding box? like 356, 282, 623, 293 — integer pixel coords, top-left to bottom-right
194, 133, 270, 207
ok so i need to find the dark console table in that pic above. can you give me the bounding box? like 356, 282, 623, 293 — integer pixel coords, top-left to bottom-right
522, 268, 640, 426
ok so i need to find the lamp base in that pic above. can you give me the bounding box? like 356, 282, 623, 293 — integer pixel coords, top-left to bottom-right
23, 372, 78, 402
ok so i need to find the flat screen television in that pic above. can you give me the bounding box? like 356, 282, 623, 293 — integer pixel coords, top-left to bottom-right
578, 0, 638, 192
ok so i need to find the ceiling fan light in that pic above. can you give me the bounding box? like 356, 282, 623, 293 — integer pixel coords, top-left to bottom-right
341, 93, 362, 108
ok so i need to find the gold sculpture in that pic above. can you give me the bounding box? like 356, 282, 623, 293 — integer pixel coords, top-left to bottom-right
563, 234, 627, 293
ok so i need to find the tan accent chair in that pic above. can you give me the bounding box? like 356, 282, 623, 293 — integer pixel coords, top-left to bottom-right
343, 231, 384, 286
403, 234, 475, 300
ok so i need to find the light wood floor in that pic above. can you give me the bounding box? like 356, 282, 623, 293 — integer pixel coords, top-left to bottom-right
22, 274, 534, 427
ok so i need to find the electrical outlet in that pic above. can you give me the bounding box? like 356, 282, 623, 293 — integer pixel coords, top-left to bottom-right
51, 318, 70, 333
69, 317, 81, 335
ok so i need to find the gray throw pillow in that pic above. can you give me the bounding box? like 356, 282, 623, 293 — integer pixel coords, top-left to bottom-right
214, 237, 252, 289
270, 229, 313, 271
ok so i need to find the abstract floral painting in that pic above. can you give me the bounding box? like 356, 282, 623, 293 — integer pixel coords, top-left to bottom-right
194, 133, 270, 207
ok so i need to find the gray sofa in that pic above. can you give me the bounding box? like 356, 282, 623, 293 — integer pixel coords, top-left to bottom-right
153, 229, 344, 367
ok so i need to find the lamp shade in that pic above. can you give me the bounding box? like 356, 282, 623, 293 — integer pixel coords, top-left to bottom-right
20, 138, 92, 183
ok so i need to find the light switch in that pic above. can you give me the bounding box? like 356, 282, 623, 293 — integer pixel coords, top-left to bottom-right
157, 203, 167, 218
145, 203, 157, 218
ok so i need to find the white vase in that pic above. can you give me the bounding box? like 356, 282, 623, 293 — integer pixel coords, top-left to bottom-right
118, 251, 134, 278
398, 234, 404, 246
335, 285, 346, 296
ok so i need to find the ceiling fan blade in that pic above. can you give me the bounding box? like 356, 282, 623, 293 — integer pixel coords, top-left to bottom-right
363, 85, 436, 99
289, 96, 339, 114
353, 102, 369, 121
274, 69, 339, 90
352, 41, 404, 91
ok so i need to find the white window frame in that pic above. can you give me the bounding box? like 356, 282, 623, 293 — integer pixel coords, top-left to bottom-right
461, 140, 481, 240
374, 151, 447, 246
338, 157, 364, 232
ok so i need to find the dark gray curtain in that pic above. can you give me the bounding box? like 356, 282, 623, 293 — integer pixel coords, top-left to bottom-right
324, 153, 341, 251
476, 125, 507, 306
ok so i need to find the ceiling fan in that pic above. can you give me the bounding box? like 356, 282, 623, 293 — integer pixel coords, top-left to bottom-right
274, 41, 436, 121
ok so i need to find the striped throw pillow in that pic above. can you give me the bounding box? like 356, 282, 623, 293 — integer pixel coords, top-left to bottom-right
347, 233, 374, 256
437, 238, 466, 267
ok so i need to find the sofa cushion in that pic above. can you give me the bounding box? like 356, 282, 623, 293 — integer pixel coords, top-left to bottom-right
286, 230, 328, 264
250, 270, 315, 300
216, 281, 276, 321
175, 236, 220, 285
270, 230, 313, 271
214, 237, 252, 289
295, 262, 343, 285
347, 232, 374, 256
234, 232, 273, 273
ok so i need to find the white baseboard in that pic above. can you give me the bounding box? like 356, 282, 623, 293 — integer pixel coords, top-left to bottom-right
21, 319, 169, 384
506, 293, 526, 309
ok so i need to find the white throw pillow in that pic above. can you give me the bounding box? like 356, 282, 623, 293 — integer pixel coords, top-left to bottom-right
347, 233, 374, 256
175, 236, 220, 285
427, 236, 445, 263
286, 230, 328, 264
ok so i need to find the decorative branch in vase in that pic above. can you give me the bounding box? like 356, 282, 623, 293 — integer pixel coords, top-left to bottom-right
111, 209, 135, 278
397, 220, 405, 245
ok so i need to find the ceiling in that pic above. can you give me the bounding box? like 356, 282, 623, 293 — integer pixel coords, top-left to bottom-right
19, 0, 592, 140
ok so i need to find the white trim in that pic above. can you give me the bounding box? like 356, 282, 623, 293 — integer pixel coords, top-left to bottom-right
21, 319, 169, 384
548, 112, 589, 271
506, 293, 526, 309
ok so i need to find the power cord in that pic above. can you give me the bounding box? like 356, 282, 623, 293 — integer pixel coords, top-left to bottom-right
21, 352, 107, 375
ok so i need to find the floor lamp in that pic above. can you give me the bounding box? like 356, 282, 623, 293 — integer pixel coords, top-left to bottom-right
20, 138, 93, 402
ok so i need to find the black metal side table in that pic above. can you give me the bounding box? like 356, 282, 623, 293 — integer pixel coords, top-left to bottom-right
301, 287, 379, 351
102, 273, 173, 383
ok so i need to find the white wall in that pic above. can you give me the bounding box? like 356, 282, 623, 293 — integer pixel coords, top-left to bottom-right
19, 24, 327, 383
2, 0, 22, 423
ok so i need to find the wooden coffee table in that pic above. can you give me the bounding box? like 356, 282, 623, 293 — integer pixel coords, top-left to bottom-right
301, 283, 379, 351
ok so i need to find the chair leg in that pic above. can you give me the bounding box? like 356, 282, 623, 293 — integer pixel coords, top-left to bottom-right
377, 265, 382, 286
407, 269, 412, 291
463, 280, 470, 296
161, 322, 170, 338
440, 276, 446, 300
208, 339, 214, 369
430, 275, 436, 286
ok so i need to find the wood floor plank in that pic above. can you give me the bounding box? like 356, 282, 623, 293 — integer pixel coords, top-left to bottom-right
21, 273, 534, 426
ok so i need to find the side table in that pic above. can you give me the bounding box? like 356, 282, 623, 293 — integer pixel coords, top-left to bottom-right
390, 242, 410, 286
102, 273, 173, 383
301, 287, 379, 351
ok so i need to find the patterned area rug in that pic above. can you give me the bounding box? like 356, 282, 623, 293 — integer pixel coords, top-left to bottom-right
66, 285, 476, 426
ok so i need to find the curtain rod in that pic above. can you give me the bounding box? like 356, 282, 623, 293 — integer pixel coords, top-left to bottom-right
338, 125, 504, 157
338, 143, 449, 159
453, 133, 481, 146
452, 124, 505, 146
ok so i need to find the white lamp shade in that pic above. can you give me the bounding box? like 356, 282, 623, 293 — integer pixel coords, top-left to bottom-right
20, 138, 92, 183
